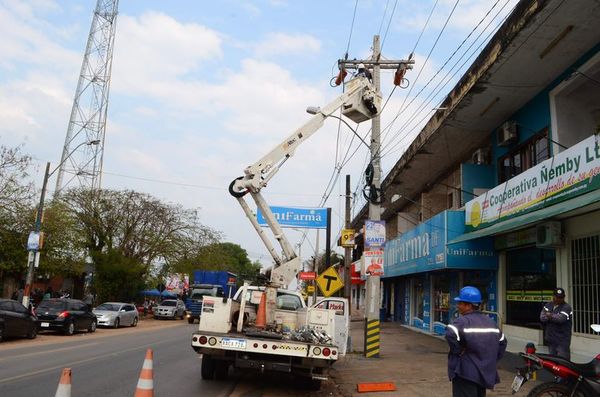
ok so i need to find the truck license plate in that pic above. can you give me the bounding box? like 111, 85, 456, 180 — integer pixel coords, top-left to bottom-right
41, 322, 50, 327
221, 338, 246, 349
511, 374, 524, 393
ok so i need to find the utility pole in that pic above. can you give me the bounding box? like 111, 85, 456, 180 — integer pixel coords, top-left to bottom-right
338, 35, 414, 359
344, 175, 352, 306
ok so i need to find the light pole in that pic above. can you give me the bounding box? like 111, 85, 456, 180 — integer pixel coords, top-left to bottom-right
22, 140, 101, 307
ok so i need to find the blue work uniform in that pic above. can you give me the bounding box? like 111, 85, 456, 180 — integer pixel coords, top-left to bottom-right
540, 302, 572, 359
446, 311, 507, 395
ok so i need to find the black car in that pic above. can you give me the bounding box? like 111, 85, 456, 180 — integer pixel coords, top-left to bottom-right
0, 299, 38, 342
36, 298, 97, 335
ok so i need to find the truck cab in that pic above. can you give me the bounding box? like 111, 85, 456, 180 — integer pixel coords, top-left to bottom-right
186, 284, 225, 324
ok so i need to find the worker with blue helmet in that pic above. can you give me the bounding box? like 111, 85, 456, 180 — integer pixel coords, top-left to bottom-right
445, 286, 507, 397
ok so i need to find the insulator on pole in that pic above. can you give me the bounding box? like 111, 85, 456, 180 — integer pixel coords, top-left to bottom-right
393, 66, 407, 86
335, 69, 348, 86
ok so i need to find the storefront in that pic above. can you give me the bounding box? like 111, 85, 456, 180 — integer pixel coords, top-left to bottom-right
382, 210, 498, 335
458, 134, 600, 358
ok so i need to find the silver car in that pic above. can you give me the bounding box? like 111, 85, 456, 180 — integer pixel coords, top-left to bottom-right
154, 299, 185, 320
93, 302, 139, 328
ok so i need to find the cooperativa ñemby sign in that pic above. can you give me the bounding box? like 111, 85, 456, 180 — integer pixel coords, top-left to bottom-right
256, 206, 328, 229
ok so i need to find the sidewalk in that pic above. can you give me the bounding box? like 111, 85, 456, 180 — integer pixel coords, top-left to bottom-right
328, 320, 539, 397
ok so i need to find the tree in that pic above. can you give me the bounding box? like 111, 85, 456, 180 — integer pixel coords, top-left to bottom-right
171, 242, 262, 285
91, 248, 146, 302
60, 188, 221, 290
0, 145, 34, 293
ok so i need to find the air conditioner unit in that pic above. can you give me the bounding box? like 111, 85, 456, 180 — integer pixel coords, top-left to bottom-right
536, 221, 563, 247
497, 121, 518, 147
472, 148, 487, 165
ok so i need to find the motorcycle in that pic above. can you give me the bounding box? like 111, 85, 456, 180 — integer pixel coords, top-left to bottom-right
511, 324, 600, 396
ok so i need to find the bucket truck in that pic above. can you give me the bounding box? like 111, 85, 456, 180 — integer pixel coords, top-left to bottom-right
190, 75, 381, 389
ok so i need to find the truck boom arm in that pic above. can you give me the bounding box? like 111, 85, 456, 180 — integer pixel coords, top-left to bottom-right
228, 76, 380, 287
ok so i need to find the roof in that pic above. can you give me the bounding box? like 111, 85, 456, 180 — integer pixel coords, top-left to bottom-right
352, 0, 600, 227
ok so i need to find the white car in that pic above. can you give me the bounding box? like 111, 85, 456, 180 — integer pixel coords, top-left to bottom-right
154, 299, 185, 320
93, 302, 139, 328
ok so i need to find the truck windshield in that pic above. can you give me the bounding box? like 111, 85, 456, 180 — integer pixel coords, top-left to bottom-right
191, 289, 214, 299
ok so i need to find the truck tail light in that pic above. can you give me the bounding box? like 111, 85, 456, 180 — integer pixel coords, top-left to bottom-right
313, 347, 321, 356
322, 348, 331, 357
208, 337, 217, 346
199, 336, 208, 345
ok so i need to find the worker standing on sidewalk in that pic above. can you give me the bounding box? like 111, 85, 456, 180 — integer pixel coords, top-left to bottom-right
445, 286, 507, 397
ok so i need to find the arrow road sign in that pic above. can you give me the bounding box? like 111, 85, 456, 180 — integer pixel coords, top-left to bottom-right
316, 266, 344, 297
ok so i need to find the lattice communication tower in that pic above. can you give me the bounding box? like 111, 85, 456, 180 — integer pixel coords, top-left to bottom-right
55, 0, 119, 194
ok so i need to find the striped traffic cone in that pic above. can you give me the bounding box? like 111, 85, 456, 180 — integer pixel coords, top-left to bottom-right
54, 368, 71, 397
134, 349, 154, 397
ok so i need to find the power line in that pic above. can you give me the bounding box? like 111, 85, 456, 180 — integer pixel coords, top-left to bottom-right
379, 0, 460, 146
380, 0, 516, 159
382, 0, 510, 156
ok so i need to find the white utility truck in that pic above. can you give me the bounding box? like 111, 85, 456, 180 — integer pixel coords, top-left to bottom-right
191, 74, 381, 389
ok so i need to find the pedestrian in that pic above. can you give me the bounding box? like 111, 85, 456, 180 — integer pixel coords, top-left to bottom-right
43, 287, 52, 300
445, 286, 507, 397
143, 299, 150, 318
540, 287, 573, 360
16, 288, 24, 303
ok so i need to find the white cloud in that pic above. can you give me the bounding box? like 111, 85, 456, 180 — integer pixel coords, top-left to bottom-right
111, 11, 222, 93
253, 33, 321, 57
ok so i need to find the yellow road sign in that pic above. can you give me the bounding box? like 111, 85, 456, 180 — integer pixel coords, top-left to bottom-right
316, 266, 344, 297
340, 228, 355, 248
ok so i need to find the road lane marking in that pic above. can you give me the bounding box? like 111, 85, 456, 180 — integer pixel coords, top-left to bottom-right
0, 342, 99, 363
0, 335, 182, 385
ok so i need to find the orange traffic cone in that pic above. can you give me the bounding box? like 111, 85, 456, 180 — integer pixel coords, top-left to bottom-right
134, 349, 154, 397
54, 368, 71, 397
255, 292, 266, 329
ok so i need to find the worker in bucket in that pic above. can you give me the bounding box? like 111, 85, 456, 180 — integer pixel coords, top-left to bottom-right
445, 286, 507, 397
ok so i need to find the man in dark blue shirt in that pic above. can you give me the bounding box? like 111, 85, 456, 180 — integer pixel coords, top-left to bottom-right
540, 287, 572, 359
445, 286, 507, 397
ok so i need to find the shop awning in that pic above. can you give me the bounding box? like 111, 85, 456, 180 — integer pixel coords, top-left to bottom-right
449, 188, 600, 244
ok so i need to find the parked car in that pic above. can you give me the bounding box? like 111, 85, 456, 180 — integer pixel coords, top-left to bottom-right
36, 298, 97, 335
93, 302, 139, 328
154, 299, 185, 320
0, 299, 37, 342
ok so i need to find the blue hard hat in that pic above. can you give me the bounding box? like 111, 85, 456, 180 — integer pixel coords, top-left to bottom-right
454, 286, 482, 304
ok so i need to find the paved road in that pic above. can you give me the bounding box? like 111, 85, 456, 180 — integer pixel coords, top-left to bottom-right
0, 321, 235, 397
0, 321, 334, 397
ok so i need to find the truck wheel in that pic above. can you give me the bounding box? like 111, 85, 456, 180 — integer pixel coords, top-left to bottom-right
307, 378, 322, 391
188, 317, 195, 324
201, 355, 216, 380
215, 361, 229, 380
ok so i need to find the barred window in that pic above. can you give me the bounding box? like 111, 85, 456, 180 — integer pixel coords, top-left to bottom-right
571, 236, 600, 335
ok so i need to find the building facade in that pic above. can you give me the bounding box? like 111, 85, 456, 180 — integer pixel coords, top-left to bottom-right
351, 0, 600, 358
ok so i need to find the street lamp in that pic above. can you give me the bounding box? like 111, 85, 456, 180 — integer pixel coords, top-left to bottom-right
22, 139, 101, 307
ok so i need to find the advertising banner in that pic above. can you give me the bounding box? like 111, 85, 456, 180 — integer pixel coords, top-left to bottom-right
165, 274, 189, 293
465, 134, 600, 231
363, 250, 384, 276
257, 206, 328, 229
364, 220, 386, 249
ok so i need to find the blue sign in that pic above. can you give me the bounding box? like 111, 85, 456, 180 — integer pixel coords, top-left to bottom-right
256, 206, 328, 229
383, 210, 497, 278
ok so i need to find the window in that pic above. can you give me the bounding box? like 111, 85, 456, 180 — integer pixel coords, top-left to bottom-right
505, 247, 556, 328
571, 235, 600, 336
277, 294, 302, 311
499, 129, 550, 182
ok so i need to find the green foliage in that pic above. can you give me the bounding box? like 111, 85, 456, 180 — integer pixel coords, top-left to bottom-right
91, 249, 146, 302
171, 242, 262, 285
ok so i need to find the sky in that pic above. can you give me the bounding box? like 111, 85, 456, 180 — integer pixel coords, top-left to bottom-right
0, 0, 520, 267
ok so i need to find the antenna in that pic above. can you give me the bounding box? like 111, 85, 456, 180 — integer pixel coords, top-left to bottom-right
55, 0, 119, 194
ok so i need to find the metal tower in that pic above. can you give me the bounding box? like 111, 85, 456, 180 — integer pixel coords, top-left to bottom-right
55, 0, 119, 194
